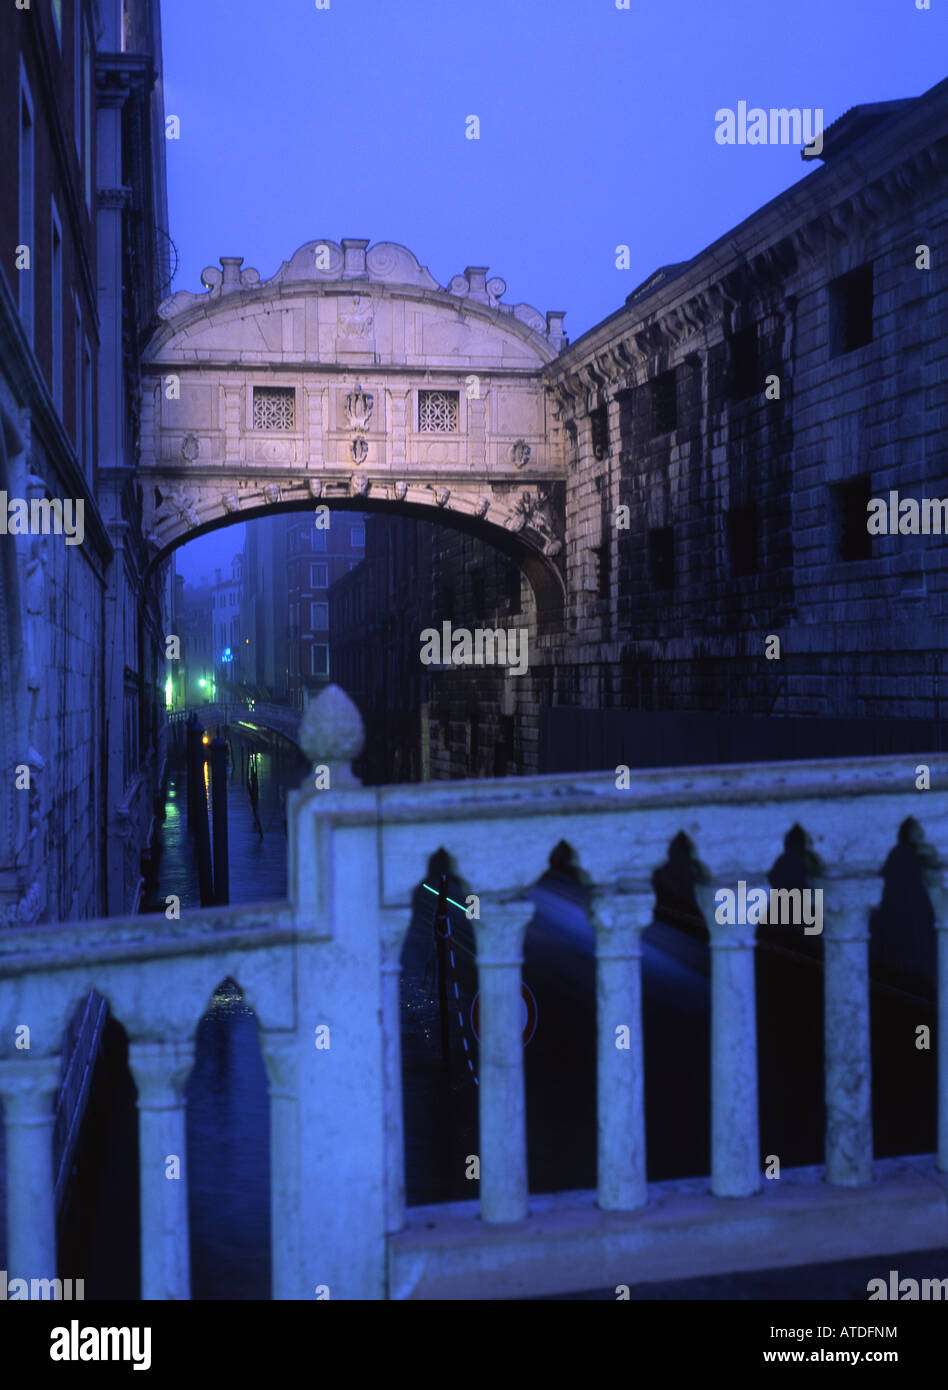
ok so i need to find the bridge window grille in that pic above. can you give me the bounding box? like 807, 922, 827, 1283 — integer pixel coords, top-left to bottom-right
418, 390, 459, 432
253, 386, 296, 431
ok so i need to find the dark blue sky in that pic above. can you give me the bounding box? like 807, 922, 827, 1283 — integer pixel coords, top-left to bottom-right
163, 0, 945, 583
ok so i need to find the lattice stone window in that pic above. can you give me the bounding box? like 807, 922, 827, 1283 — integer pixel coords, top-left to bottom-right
418, 389, 459, 433
253, 386, 296, 431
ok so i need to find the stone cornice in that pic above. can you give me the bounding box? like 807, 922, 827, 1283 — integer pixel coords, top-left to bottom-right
148, 240, 564, 363
546, 85, 948, 409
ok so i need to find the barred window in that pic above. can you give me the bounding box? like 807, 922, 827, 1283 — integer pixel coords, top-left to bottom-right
418, 390, 459, 433
253, 386, 296, 431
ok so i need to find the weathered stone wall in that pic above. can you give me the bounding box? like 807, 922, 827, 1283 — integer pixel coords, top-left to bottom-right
545, 83, 948, 758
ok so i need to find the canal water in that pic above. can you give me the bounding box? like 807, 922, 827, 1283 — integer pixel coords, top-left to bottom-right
58, 746, 939, 1299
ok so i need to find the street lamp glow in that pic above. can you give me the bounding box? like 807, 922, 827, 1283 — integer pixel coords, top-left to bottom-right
165, 677, 173, 709
199, 678, 206, 688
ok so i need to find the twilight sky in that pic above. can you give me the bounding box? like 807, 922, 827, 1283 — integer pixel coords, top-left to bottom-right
162, 0, 946, 583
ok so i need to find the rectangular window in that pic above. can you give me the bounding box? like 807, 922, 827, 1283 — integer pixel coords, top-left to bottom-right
505, 561, 521, 616
650, 369, 677, 436
74, 298, 82, 452
74, 3, 82, 154
19, 67, 34, 342
418, 389, 459, 432
311, 601, 328, 629
51, 203, 63, 412
82, 22, 92, 209
829, 264, 874, 357
311, 528, 327, 551
311, 562, 328, 588
471, 568, 486, 619
253, 386, 295, 430
727, 503, 759, 576
831, 475, 873, 562
311, 644, 329, 677
84, 339, 92, 477
648, 526, 675, 590
590, 404, 609, 460
349, 525, 365, 548
728, 325, 760, 401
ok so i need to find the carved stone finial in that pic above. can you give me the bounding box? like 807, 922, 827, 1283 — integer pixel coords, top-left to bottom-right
298, 684, 365, 786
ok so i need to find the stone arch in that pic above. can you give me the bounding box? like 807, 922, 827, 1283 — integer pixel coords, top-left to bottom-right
144, 491, 565, 631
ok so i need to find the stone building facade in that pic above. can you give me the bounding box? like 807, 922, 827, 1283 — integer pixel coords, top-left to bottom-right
0, 0, 171, 923
541, 81, 948, 771
330, 81, 948, 782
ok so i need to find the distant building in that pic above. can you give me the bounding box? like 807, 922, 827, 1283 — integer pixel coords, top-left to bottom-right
211, 553, 243, 691
172, 571, 214, 707
330, 515, 529, 784
287, 511, 365, 710
242, 513, 289, 702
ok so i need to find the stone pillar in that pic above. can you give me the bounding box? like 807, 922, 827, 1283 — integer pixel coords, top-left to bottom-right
260, 1031, 301, 1299
701, 885, 760, 1198
472, 900, 533, 1223
589, 890, 651, 1210
380, 911, 411, 1234
822, 877, 876, 1186
127, 1038, 194, 1300
0, 1054, 61, 1281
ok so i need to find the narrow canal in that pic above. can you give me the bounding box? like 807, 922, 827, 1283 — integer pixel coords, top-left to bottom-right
55, 744, 940, 1299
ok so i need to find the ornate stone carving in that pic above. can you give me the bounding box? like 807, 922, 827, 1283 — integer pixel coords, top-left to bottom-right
474, 496, 490, 518
181, 433, 199, 462
221, 493, 240, 513
393, 480, 408, 501
307, 478, 323, 499
432, 486, 451, 508
349, 473, 370, 498
344, 383, 374, 432
510, 439, 531, 469
338, 294, 374, 339
350, 437, 369, 465
262, 483, 282, 504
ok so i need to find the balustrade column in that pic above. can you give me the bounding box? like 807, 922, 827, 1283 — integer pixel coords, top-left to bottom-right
472, 900, 534, 1223
0, 1054, 61, 1282
260, 1031, 301, 1299
127, 1038, 195, 1300
380, 911, 411, 1234
700, 884, 761, 1198
589, 890, 652, 1211
822, 877, 876, 1186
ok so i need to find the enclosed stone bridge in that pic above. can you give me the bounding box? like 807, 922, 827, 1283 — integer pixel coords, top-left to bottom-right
140, 240, 569, 618
2, 687, 947, 1299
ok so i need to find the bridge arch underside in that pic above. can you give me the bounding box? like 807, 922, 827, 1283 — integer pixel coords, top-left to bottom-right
146, 494, 566, 630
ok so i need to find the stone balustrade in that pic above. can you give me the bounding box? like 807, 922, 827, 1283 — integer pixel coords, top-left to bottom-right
2, 686, 947, 1299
